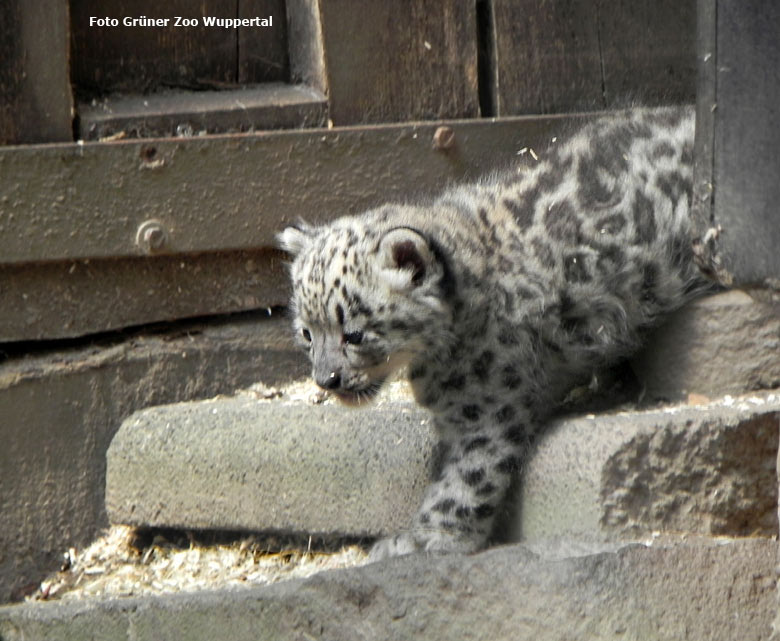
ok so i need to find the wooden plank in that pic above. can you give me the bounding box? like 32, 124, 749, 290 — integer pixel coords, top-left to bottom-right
77, 84, 326, 140
0, 250, 290, 341
598, 0, 696, 106
491, 0, 604, 115
691, 0, 717, 272
238, 0, 290, 83
0, 0, 25, 143
0, 113, 604, 339
286, 0, 328, 95
70, 0, 238, 95
318, 0, 479, 124
0, 114, 595, 265
695, 0, 780, 285
0, 0, 73, 144
491, 0, 695, 116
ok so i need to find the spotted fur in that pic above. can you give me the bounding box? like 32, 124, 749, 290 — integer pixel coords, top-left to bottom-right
278, 106, 707, 560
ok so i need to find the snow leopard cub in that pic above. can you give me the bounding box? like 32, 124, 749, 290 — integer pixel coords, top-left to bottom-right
278, 106, 705, 560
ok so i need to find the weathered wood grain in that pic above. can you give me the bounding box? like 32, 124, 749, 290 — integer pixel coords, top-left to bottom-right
0, 0, 73, 144
490, 0, 695, 115
318, 0, 480, 124
238, 0, 290, 83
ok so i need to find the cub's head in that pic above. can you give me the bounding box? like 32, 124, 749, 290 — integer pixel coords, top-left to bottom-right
278, 217, 452, 405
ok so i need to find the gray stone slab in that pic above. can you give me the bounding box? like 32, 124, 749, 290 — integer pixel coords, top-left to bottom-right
0, 538, 775, 641
511, 392, 780, 544
106, 397, 434, 537
632, 289, 780, 401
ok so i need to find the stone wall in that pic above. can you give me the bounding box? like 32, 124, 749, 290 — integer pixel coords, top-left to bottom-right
1, 288, 779, 639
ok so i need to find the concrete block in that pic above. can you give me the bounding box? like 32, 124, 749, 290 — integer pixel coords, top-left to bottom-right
511, 392, 780, 545
632, 289, 780, 401
0, 538, 775, 641
0, 314, 304, 603
106, 397, 434, 537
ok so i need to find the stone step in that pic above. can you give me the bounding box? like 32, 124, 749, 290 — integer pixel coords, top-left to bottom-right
511, 392, 780, 545
106, 385, 780, 545
0, 538, 775, 641
105, 386, 434, 537
631, 289, 780, 402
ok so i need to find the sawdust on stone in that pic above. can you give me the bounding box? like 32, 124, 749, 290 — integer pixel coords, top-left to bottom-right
30, 525, 369, 602
28, 378, 409, 603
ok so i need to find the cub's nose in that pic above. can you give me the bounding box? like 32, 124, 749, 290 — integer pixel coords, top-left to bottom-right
316, 370, 342, 390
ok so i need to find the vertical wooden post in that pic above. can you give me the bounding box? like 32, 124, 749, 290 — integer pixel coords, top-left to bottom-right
693, 0, 780, 285
0, 0, 73, 144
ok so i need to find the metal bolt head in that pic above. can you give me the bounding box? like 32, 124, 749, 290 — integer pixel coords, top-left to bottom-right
433, 126, 455, 150
136, 219, 168, 253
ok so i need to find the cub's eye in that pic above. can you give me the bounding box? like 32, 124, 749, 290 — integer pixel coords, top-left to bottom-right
343, 330, 364, 345
301, 328, 312, 342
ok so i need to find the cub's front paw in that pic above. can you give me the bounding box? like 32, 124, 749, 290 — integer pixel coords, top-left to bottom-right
368, 529, 481, 562
368, 533, 422, 562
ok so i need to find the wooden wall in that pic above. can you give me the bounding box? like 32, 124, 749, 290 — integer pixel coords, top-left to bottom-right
69, 0, 289, 97
490, 0, 696, 115
0, 0, 696, 143
0, 0, 697, 341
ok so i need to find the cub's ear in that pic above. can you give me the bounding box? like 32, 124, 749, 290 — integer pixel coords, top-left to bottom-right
378, 227, 437, 290
277, 225, 315, 256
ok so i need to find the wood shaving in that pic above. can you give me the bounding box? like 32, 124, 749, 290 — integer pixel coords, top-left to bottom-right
237, 377, 415, 407
29, 526, 368, 602
28, 380, 414, 603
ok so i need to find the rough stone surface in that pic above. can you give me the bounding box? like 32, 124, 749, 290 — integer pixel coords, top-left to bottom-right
510, 393, 780, 545
106, 397, 433, 537
0, 314, 304, 603
0, 539, 775, 641
632, 289, 780, 401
